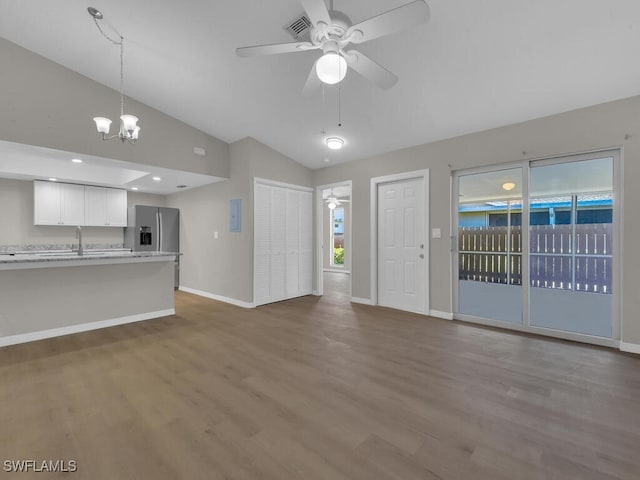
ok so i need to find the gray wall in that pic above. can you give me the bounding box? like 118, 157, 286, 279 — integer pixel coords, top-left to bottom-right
167, 137, 312, 303
0, 178, 166, 247
313, 95, 640, 345
0, 37, 229, 178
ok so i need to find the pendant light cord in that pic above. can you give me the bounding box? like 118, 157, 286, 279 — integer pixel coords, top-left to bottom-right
92, 17, 126, 117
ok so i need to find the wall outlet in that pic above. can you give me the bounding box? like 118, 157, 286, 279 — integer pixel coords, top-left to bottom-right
432, 228, 441, 239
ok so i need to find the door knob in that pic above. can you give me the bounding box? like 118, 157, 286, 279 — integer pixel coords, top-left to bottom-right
419, 254, 424, 259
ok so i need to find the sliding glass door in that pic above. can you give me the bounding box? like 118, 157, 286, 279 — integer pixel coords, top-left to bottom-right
529, 156, 614, 337
454, 151, 618, 343
456, 167, 523, 324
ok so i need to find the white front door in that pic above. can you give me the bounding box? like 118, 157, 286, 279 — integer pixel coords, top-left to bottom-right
377, 178, 426, 313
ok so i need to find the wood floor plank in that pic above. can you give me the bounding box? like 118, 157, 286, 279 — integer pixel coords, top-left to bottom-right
1, 272, 639, 479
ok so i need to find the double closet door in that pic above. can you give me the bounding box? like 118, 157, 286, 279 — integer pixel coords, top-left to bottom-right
254, 181, 313, 306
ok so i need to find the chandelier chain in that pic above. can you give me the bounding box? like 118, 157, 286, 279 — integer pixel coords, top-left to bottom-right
120, 39, 125, 117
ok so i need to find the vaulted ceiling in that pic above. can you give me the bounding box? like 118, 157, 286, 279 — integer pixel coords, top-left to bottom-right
2, 0, 640, 170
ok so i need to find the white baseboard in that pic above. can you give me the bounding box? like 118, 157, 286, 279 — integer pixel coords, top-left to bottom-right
179, 286, 255, 309
429, 310, 454, 320
0, 309, 175, 348
620, 342, 640, 355
313, 290, 321, 296
351, 297, 373, 305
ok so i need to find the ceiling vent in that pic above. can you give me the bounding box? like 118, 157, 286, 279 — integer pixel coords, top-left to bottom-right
284, 14, 312, 40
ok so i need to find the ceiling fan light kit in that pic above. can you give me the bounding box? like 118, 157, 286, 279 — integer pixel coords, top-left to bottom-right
316, 51, 347, 85
88, 7, 141, 145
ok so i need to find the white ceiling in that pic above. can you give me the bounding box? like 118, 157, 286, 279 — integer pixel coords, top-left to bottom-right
1, 1, 640, 170
0, 140, 224, 194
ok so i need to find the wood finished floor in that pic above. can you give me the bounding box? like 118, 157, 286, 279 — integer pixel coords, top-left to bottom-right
1, 272, 639, 479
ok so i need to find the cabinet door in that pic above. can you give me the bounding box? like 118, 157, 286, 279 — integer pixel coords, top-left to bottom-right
34, 181, 62, 225
84, 186, 107, 226
106, 189, 127, 226
60, 183, 85, 225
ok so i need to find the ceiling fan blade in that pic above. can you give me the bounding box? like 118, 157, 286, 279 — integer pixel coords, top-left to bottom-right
299, 0, 332, 31
343, 50, 398, 89
303, 60, 322, 96
236, 41, 316, 57
346, 0, 430, 44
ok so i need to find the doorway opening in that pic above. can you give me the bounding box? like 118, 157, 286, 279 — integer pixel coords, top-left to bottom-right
316, 182, 352, 298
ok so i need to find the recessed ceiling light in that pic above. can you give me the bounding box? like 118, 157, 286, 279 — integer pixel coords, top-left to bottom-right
502, 182, 516, 191
326, 137, 344, 150
48, 178, 58, 182
152, 176, 161, 181
131, 187, 139, 191
323, 158, 330, 163
71, 158, 83, 164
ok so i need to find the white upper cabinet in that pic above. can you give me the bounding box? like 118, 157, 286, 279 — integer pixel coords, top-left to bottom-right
60, 183, 85, 225
34, 181, 127, 227
34, 181, 84, 226
84, 186, 127, 227
34, 181, 64, 225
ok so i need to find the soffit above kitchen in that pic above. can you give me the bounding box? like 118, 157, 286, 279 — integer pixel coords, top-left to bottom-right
0, 140, 224, 195
1, 1, 640, 170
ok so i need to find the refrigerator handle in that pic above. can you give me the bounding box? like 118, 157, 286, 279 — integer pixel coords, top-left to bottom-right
157, 210, 162, 252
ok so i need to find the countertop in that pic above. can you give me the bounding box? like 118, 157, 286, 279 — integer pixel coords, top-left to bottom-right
0, 250, 180, 270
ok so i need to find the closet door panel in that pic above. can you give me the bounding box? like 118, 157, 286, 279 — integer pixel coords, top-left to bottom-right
254, 184, 272, 303
269, 188, 286, 301
299, 191, 313, 294
286, 190, 300, 297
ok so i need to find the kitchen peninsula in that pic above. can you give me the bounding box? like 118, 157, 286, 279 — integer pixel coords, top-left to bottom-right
0, 251, 178, 346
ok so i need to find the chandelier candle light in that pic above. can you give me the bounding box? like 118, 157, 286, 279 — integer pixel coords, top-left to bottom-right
89, 7, 140, 144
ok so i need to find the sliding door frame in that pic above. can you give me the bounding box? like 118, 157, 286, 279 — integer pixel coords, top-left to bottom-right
452, 149, 621, 348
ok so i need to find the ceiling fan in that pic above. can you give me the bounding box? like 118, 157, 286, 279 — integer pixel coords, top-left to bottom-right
236, 0, 430, 93
323, 186, 351, 209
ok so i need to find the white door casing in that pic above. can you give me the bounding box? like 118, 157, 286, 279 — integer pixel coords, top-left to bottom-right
376, 176, 427, 313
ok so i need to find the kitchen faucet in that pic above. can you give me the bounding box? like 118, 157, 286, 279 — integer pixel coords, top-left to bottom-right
75, 226, 83, 256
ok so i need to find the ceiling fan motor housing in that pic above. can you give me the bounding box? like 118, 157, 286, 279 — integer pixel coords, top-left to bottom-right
311, 10, 352, 46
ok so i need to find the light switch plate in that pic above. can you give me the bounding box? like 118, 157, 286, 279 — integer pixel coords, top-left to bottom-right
432, 228, 441, 239
214, 231, 219, 239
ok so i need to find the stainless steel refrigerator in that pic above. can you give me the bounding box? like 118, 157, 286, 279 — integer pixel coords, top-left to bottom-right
125, 205, 180, 288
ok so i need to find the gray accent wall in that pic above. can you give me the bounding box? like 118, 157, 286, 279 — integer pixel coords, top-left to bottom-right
0, 37, 229, 178
167, 137, 312, 303
313, 95, 640, 346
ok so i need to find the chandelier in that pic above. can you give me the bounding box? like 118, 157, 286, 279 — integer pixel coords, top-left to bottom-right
88, 7, 140, 144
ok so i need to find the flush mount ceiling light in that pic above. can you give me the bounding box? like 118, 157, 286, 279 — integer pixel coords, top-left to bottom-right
71, 158, 83, 164
49, 178, 58, 182
502, 182, 516, 191
326, 136, 344, 150
89, 7, 140, 145
131, 187, 139, 191
152, 176, 161, 181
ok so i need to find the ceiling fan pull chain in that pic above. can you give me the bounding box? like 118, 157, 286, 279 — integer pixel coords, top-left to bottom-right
338, 81, 342, 127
